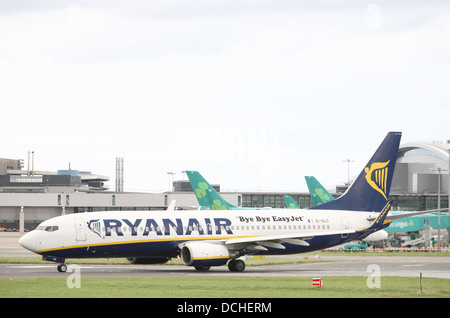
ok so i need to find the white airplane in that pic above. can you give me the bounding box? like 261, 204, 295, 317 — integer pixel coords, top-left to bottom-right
21, 132, 411, 273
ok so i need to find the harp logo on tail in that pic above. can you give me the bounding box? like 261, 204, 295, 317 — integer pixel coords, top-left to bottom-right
364, 160, 390, 200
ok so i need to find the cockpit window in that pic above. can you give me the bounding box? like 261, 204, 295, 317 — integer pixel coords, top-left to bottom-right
46, 226, 59, 232
36, 225, 59, 232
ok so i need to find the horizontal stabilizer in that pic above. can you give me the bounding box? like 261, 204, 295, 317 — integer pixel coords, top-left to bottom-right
388, 208, 449, 221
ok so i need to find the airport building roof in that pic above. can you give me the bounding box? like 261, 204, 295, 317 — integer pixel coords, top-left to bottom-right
392, 141, 449, 195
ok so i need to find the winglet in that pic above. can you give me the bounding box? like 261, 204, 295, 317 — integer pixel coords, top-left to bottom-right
167, 200, 176, 211
369, 200, 393, 230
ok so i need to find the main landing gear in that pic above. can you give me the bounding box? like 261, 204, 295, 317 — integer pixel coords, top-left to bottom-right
228, 259, 245, 272
193, 259, 246, 272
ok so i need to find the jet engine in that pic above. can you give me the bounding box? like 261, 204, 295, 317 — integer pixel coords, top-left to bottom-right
125, 257, 170, 264
365, 230, 388, 242
180, 242, 231, 269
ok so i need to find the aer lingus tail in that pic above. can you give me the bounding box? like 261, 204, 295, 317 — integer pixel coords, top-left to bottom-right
284, 195, 300, 209
305, 176, 335, 206
186, 171, 236, 210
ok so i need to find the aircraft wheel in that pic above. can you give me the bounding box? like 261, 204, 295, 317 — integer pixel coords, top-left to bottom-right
57, 264, 67, 273
228, 259, 236, 271
228, 259, 245, 272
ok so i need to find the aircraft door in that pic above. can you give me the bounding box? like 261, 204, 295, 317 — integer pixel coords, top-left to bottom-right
341, 216, 349, 238
74, 218, 87, 241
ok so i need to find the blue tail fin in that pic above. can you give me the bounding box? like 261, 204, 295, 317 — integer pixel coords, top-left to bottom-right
310, 132, 401, 212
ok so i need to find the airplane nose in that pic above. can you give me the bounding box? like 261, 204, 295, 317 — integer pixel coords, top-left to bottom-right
19, 232, 37, 252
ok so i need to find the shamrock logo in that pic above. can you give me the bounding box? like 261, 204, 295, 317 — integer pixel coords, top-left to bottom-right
212, 199, 228, 210
314, 188, 330, 205
195, 182, 209, 199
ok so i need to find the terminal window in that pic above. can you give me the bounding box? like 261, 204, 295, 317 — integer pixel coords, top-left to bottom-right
10, 176, 43, 183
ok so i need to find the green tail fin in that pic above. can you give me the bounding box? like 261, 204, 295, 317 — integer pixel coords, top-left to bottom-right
185, 171, 235, 210
305, 176, 335, 206
284, 195, 300, 209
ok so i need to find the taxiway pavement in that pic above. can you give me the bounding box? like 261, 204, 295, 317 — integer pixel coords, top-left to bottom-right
1, 233, 449, 279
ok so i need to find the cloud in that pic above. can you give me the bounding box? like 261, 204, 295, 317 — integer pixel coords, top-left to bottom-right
1, 1, 449, 191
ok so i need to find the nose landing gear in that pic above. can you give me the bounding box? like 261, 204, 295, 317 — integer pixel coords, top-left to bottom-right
42, 255, 67, 272
57, 263, 67, 272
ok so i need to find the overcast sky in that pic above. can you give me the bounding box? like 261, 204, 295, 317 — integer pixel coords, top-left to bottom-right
1, 1, 449, 193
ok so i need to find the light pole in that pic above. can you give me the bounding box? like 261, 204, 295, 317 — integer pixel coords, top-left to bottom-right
167, 172, 175, 191
343, 159, 354, 185
430, 166, 448, 250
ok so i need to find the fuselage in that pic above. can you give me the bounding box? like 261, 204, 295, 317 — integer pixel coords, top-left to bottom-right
19, 208, 377, 259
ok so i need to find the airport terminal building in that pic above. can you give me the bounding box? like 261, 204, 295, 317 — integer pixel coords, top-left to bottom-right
0, 141, 449, 236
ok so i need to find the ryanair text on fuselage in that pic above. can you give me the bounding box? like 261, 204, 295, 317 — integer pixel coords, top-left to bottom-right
88, 217, 234, 238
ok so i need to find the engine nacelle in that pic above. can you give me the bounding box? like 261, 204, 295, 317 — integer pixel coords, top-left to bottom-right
125, 257, 170, 265
365, 230, 388, 242
180, 242, 231, 267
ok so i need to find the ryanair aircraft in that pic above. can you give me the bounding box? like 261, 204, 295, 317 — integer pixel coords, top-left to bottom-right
21, 132, 407, 273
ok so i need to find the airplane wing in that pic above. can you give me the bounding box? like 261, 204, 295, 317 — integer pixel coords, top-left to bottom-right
387, 208, 449, 221
224, 229, 355, 251
224, 202, 394, 252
